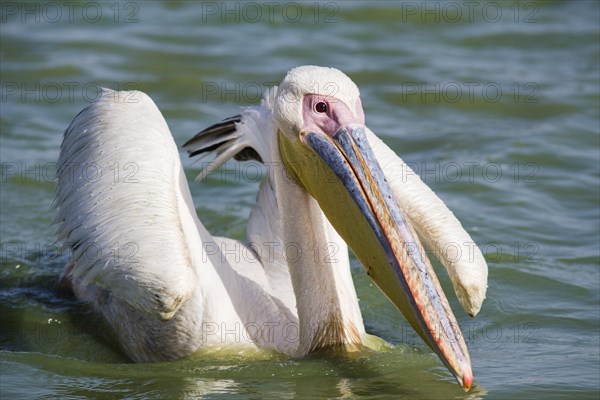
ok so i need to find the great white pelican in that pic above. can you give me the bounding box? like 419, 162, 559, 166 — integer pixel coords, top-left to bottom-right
55, 66, 487, 390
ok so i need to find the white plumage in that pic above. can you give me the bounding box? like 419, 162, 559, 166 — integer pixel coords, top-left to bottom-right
55, 67, 487, 388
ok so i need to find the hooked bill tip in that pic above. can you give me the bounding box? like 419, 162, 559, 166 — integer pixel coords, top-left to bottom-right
462, 368, 473, 391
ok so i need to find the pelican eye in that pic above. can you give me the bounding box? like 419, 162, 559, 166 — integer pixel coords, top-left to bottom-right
315, 102, 328, 113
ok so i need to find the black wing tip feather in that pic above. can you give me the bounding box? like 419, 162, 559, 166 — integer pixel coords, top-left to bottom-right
182, 115, 242, 150
184, 114, 263, 163
234, 147, 262, 163
187, 143, 221, 158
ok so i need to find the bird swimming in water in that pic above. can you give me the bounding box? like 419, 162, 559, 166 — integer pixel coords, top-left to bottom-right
55, 66, 488, 390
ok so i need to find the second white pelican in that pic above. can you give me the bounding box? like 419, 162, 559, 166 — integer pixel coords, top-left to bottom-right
55, 66, 487, 390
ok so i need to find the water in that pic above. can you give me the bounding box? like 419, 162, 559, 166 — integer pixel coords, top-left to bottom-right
1, 1, 599, 398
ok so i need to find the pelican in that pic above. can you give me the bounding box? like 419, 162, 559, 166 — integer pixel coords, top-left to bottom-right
55, 66, 487, 390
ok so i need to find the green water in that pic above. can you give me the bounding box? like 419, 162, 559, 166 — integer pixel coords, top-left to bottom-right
1, 1, 599, 399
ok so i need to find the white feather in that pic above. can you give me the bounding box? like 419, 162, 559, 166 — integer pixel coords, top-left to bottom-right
56, 89, 197, 320
365, 128, 488, 316
55, 66, 487, 367
56, 89, 294, 360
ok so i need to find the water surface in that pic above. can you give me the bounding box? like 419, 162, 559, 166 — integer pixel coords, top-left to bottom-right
1, 1, 599, 399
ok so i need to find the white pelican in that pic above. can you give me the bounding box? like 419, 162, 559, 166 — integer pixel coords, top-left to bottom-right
55, 66, 487, 390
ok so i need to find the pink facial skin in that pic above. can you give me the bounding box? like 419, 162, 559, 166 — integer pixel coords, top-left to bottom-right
302, 94, 365, 137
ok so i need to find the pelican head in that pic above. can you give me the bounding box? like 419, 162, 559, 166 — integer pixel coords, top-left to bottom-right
274, 66, 473, 389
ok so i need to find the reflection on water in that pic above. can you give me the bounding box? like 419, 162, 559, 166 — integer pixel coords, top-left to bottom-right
1, 1, 599, 399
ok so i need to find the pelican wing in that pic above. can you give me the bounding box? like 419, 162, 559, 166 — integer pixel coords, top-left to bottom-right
184, 87, 277, 181
183, 87, 295, 311
55, 89, 198, 320
365, 129, 488, 316
183, 87, 281, 259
